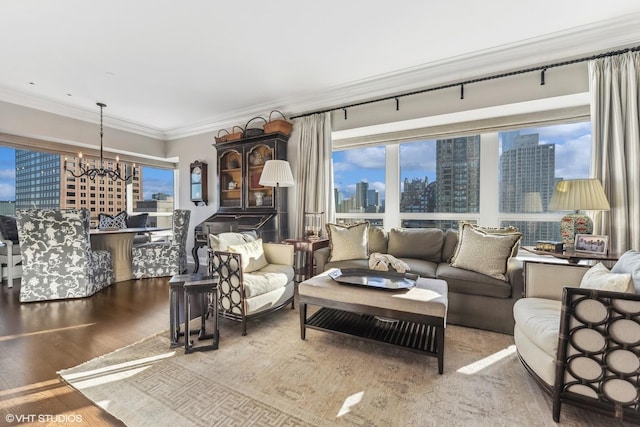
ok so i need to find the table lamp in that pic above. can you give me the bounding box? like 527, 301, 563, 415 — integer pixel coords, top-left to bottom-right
259, 160, 295, 242
548, 179, 610, 249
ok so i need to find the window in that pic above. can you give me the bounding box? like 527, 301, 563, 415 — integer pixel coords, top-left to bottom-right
0, 145, 176, 227
498, 122, 591, 245
332, 120, 591, 246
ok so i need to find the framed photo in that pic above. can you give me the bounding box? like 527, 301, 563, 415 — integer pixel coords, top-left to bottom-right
574, 234, 609, 254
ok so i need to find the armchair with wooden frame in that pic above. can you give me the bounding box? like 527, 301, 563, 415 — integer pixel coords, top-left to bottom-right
513, 252, 640, 424
207, 231, 295, 335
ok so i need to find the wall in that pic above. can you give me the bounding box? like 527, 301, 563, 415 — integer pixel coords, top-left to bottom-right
0, 100, 166, 163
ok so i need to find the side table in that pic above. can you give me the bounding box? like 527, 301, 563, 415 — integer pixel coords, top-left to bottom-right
284, 238, 329, 281
169, 273, 219, 352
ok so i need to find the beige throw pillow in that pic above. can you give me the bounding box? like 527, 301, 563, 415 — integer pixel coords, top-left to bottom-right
580, 262, 634, 293
209, 231, 257, 251
450, 223, 522, 280
450, 222, 520, 263
326, 222, 369, 262
227, 238, 268, 273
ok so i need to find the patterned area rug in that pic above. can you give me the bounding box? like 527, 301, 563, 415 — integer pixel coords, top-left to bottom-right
59, 308, 629, 426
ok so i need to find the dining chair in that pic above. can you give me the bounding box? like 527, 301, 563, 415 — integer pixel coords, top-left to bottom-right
16, 208, 115, 302
131, 209, 191, 278
0, 214, 22, 287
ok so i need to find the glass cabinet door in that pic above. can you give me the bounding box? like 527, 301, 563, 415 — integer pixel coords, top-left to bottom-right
219, 149, 243, 209
246, 144, 274, 209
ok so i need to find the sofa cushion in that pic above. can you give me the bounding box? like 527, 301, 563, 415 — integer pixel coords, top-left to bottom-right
209, 231, 257, 251
368, 227, 388, 254
612, 250, 640, 293
0, 215, 19, 244
450, 223, 522, 280
387, 228, 443, 262
228, 239, 269, 273
243, 265, 293, 298
513, 297, 561, 357
580, 262, 634, 293
436, 263, 512, 298
326, 222, 369, 262
98, 211, 127, 229
441, 229, 459, 262
126, 213, 148, 228
402, 259, 438, 278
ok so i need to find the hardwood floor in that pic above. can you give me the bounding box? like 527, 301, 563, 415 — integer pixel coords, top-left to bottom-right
0, 276, 170, 426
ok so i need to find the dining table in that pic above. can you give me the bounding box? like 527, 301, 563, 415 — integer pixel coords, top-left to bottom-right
90, 227, 170, 282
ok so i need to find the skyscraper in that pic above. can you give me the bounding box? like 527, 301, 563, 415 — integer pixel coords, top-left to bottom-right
500, 131, 555, 213
435, 136, 480, 213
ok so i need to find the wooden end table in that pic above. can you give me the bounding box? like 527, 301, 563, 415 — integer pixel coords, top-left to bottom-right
284, 238, 329, 281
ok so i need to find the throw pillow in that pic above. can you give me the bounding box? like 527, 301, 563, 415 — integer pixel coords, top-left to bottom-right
326, 222, 369, 262
209, 231, 257, 252
0, 214, 19, 244
611, 250, 640, 293
450, 223, 522, 280
98, 211, 128, 229
450, 222, 521, 263
580, 262, 634, 293
227, 238, 268, 273
126, 213, 149, 228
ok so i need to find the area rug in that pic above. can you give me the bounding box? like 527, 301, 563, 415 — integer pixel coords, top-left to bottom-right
59, 309, 628, 427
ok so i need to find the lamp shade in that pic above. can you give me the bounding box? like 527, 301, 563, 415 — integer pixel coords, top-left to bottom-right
259, 160, 295, 187
548, 179, 610, 212
522, 192, 543, 213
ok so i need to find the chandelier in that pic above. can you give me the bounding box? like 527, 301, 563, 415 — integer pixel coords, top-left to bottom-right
64, 102, 135, 182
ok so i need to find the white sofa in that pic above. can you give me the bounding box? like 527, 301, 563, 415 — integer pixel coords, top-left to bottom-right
208, 232, 295, 335
514, 251, 640, 423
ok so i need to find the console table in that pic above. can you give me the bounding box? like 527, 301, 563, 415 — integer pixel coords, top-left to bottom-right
522, 246, 621, 264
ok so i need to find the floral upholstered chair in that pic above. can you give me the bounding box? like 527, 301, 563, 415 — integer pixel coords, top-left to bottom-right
131, 209, 191, 278
16, 208, 114, 302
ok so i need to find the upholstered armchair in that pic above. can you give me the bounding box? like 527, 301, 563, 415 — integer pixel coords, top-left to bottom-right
16, 208, 114, 302
208, 232, 295, 335
131, 209, 190, 278
0, 214, 22, 287
513, 251, 640, 424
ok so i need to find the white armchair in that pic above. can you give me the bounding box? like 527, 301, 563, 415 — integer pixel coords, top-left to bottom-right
514, 252, 640, 423
0, 214, 22, 287
208, 232, 295, 335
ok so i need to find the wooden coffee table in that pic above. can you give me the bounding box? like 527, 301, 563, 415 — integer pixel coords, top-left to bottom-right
298, 269, 448, 374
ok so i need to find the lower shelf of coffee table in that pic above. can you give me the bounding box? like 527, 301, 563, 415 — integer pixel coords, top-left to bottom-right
305, 307, 439, 355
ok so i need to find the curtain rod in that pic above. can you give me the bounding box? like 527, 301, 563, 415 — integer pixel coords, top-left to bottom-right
290, 45, 640, 120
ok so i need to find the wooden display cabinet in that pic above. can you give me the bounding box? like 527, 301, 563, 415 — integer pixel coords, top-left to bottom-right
209, 133, 289, 244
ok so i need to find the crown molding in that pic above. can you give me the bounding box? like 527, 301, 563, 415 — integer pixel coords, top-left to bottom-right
0, 87, 167, 140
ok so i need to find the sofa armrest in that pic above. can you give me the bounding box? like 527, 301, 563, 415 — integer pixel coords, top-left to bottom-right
313, 246, 331, 272
263, 243, 294, 266
524, 261, 590, 300
506, 257, 524, 299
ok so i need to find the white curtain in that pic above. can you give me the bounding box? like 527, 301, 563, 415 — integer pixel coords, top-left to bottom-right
290, 113, 334, 238
589, 51, 640, 253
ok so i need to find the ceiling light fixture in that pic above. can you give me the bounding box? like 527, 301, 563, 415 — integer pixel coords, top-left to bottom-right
64, 102, 135, 182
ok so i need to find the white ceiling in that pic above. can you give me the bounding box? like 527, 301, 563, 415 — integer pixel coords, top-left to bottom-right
1, 1, 640, 140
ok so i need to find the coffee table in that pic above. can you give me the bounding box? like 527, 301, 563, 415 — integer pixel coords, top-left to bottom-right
298, 269, 448, 374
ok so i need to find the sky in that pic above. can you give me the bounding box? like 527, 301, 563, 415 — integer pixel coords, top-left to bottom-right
0, 147, 173, 201
332, 121, 592, 200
